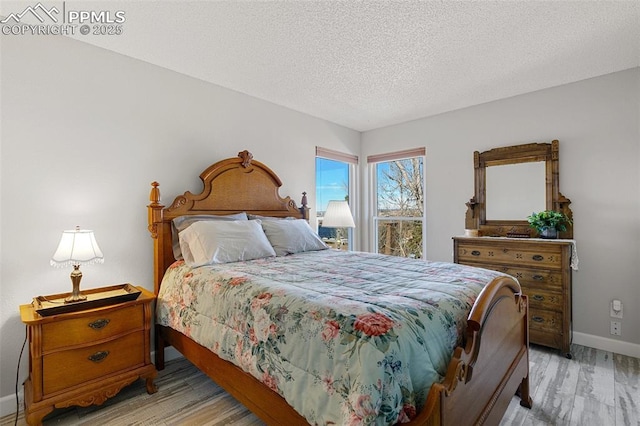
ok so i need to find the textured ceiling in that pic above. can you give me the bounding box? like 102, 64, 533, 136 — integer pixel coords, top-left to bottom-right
4, 1, 639, 131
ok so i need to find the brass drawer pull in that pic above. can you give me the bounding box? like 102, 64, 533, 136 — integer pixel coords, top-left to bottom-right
532, 295, 545, 302
532, 275, 544, 281
532, 255, 544, 261
88, 319, 110, 330
88, 350, 110, 363
532, 316, 544, 323
471, 250, 481, 256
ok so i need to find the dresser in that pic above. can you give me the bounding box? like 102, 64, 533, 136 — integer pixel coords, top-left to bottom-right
453, 237, 573, 358
20, 285, 157, 426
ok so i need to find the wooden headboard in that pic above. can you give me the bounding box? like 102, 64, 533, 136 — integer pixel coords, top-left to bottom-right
147, 150, 309, 294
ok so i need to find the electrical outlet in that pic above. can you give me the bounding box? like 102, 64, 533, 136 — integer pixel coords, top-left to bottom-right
610, 300, 623, 318
610, 321, 621, 336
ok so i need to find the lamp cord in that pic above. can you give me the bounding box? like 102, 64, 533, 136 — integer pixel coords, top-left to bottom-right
15, 325, 27, 426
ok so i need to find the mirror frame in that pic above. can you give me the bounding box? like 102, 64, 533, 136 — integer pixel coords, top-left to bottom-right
465, 140, 573, 238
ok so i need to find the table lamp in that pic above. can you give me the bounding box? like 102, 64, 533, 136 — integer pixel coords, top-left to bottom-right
322, 200, 355, 248
51, 226, 104, 303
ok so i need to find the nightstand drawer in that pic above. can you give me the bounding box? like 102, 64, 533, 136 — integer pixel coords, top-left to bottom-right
456, 243, 563, 269
42, 304, 143, 352
43, 331, 144, 395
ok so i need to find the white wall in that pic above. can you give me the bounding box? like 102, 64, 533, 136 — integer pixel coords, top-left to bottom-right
361, 67, 640, 357
0, 33, 360, 411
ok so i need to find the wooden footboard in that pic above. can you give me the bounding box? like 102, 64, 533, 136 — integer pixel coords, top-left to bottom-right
155, 275, 530, 426
418, 276, 532, 425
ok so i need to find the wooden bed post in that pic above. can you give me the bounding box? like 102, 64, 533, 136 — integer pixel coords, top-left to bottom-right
299, 192, 309, 220
147, 182, 166, 295
148, 182, 168, 370
148, 182, 162, 238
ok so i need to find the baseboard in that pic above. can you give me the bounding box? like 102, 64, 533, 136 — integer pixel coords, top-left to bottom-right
573, 332, 640, 358
163, 346, 184, 362
0, 348, 185, 418
0, 392, 22, 420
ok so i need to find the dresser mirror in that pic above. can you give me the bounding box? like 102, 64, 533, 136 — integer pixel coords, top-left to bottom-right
465, 140, 573, 238
486, 161, 546, 220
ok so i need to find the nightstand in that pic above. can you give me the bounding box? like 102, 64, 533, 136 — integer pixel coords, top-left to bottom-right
20, 285, 157, 426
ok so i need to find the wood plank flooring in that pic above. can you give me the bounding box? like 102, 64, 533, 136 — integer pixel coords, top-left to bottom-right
500, 344, 638, 426
2, 344, 637, 425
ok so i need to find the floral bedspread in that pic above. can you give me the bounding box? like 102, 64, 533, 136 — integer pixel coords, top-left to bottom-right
156, 250, 508, 425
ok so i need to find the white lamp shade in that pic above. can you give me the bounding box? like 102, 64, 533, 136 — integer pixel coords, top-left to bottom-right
51, 228, 104, 267
322, 200, 355, 228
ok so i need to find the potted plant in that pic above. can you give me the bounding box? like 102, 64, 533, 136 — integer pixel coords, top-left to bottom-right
526, 210, 571, 239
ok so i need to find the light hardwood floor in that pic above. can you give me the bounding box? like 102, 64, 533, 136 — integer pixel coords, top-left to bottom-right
2, 344, 637, 426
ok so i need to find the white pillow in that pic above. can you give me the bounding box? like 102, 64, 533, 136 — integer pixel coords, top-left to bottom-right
179, 220, 275, 267
171, 213, 248, 260
261, 219, 328, 256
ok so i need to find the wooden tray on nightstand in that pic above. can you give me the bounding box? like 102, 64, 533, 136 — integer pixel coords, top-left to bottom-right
33, 283, 141, 316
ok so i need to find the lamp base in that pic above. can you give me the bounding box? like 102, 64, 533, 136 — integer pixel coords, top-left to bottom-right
64, 265, 87, 304
65, 293, 87, 303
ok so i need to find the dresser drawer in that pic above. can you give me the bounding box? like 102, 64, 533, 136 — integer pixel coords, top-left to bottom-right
469, 262, 566, 314
530, 328, 565, 351
456, 243, 564, 269
499, 267, 563, 290
520, 285, 563, 312
42, 331, 144, 395
42, 304, 143, 352
464, 263, 564, 291
529, 309, 563, 334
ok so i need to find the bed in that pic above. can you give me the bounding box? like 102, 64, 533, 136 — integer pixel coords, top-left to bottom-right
147, 150, 532, 425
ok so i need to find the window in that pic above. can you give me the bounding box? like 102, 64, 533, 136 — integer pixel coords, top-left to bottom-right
315, 147, 358, 250
368, 148, 426, 258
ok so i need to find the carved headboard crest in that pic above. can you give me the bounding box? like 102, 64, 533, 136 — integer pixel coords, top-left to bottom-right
238, 150, 253, 168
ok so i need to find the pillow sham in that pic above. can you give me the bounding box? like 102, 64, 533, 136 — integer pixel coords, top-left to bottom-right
172, 212, 248, 259
261, 219, 328, 256
179, 220, 276, 267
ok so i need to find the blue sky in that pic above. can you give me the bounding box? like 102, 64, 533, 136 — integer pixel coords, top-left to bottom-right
315, 159, 396, 212
315, 158, 349, 212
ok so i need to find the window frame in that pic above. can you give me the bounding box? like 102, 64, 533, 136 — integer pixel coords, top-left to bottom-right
315, 147, 359, 250
368, 147, 426, 258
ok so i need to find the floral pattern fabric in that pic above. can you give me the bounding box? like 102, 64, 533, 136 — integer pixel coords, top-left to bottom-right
156, 250, 507, 425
